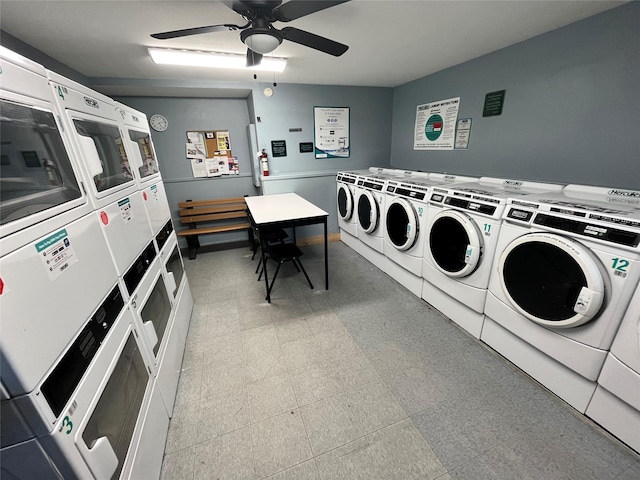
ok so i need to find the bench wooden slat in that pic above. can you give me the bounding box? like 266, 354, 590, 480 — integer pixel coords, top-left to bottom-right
179, 204, 246, 217
178, 197, 246, 209
177, 196, 252, 259
177, 222, 250, 237
180, 211, 247, 224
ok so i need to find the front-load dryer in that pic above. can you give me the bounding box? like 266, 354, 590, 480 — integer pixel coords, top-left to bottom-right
47, 71, 154, 277
586, 282, 640, 453
116, 102, 171, 238
115, 102, 162, 190
384, 174, 477, 296
422, 178, 563, 338
482, 185, 640, 413
0, 46, 93, 257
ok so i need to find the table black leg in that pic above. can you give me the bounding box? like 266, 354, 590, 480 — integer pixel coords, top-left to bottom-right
259, 229, 271, 303
324, 219, 328, 290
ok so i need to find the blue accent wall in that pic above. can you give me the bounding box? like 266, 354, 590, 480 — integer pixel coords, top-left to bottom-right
389, 2, 640, 189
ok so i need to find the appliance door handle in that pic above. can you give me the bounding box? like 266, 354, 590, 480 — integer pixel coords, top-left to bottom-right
85, 436, 118, 479
142, 321, 159, 350
127, 137, 143, 172
166, 271, 177, 296
76, 135, 104, 179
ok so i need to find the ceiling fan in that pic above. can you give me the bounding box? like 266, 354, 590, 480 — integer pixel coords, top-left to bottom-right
150, 0, 351, 67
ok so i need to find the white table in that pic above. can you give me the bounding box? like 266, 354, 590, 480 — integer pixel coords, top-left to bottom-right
245, 193, 329, 302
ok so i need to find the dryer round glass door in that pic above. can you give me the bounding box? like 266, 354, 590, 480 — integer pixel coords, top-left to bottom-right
357, 190, 379, 234
337, 184, 353, 220
386, 198, 418, 251
429, 210, 482, 277
498, 232, 605, 328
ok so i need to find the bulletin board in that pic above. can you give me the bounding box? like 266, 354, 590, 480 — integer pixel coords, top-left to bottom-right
185, 130, 239, 177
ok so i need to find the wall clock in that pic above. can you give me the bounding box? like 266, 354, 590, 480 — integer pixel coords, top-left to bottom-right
149, 114, 168, 132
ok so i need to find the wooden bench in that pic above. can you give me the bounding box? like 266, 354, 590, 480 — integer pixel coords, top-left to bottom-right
177, 197, 251, 259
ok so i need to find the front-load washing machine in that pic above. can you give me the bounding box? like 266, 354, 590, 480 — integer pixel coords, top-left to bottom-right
482, 185, 640, 413
355, 173, 389, 270
586, 282, 640, 453
355, 170, 430, 271
336, 170, 367, 252
384, 174, 477, 296
422, 178, 563, 338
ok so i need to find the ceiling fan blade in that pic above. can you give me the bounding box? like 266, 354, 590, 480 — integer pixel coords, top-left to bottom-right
280, 27, 348, 56
246, 48, 263, 67
151, 23, 242, 40
273, 0, 351, 22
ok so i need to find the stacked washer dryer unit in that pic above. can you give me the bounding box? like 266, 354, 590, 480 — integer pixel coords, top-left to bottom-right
356, 170, 429, 272
116, 102, 194, 416
421, 177, 563, 338
336, 169, 370, 253
46, 71, 181, 476
482, 185, 640, 414
0, 48, 165, 480
383, 173, 476, 297
586, 282, 640, 453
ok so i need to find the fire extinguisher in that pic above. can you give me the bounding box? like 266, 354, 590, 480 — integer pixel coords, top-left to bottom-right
259, 149, 270, 176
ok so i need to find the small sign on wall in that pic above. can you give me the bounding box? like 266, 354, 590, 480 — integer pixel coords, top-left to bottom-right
454, 118, 472, 149
271, 140, 287, 157
299, 142, 314, 153
483, 90, 506, 117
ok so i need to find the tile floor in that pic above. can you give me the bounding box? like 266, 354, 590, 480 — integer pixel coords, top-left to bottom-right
160, 242, 640, 480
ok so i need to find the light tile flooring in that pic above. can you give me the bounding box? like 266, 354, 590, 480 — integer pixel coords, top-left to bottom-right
161, 242, 640, 480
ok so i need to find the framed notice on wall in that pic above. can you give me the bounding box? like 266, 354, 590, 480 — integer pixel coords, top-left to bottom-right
314, 106, 350, 158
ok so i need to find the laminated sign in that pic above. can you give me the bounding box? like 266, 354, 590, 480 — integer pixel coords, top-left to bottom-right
414, 97, 460, 150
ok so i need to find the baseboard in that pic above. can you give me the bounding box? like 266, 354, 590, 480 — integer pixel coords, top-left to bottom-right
296, 232, 341, 246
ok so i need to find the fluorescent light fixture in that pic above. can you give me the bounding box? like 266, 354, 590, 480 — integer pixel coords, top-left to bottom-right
148, 48, 286, 72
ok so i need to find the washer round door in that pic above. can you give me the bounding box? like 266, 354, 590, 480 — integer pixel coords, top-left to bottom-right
386, 198, 418, 251
357, 190, 379, 234
429, 210, 483, 277
337, 183, 354, 221
498, 232, 605, 328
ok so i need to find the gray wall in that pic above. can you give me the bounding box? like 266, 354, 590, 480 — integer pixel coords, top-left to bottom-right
113, 96, 259, 248
252, 82, 393, 175
390, 2, 640, 189
116, 83, 394, 246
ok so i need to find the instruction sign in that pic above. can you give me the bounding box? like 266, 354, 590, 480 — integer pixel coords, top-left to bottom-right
36, 229, 79, 281
454, 118, 472, 149
414, 97, 460, 150
314, 107, 350, 158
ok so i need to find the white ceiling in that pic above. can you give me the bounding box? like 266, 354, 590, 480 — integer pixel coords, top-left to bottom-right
0, 0, 625, 96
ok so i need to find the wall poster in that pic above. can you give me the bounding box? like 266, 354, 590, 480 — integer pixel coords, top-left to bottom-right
314, 107, 350, 158
414, 97, 460, 150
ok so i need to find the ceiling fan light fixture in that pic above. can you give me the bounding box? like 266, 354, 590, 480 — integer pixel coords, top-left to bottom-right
148, 48, 286, 72
241, 29, 283, 54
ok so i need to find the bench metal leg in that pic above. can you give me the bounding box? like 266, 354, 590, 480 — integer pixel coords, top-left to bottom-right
186, 235, 200, 260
